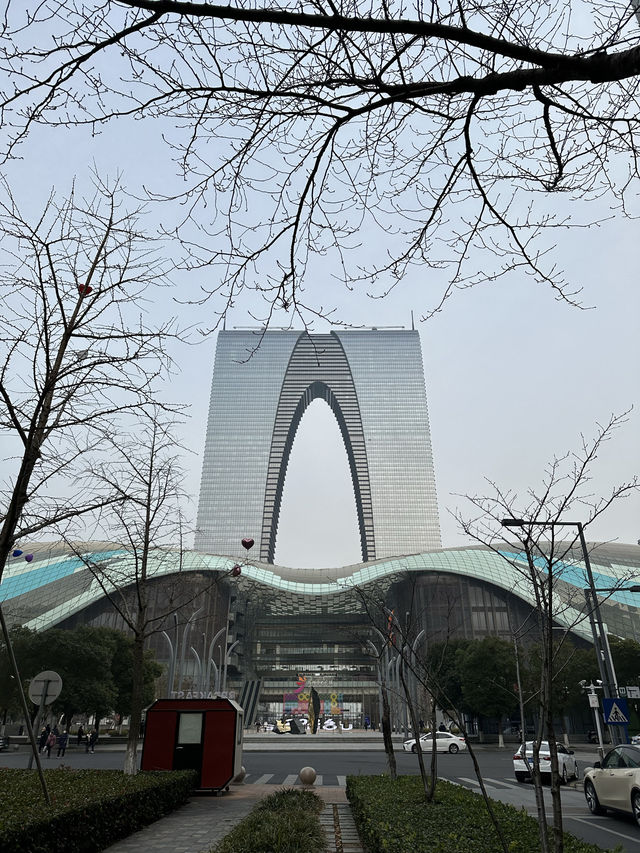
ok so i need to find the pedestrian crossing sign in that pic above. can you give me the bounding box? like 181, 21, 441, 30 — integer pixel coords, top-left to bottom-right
602, 697, 630, 725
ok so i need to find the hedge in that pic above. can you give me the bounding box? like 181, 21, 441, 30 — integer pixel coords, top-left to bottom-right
0, 768, 197, 853
346, 775, 608, 853
213, 787, 325, 853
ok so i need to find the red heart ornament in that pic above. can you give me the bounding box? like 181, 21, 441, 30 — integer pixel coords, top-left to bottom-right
231, 564, 242, 577
241, 538, 254, 550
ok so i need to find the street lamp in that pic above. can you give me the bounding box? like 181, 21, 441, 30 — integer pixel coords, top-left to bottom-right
501, 520, 618, 694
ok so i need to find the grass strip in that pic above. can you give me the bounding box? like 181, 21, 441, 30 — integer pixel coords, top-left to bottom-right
213, 787, 326, 853
347, 775, 610, 853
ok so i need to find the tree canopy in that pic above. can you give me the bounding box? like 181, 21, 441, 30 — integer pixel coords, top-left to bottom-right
0, 626, 161, 724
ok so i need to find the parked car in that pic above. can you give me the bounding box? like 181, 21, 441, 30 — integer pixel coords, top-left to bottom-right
402, 731, 467, 754
584, 744, 640, 826
630, 734, 640, 746
513, 741, 579, 784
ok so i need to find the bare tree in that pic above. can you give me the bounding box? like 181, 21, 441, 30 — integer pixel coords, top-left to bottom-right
0, 177, 179, 579
1, 2, 640, 324
354, 578, 512, 853
0, 176, 179, 791
457, 411, 639, 853
69, 413, 192, 774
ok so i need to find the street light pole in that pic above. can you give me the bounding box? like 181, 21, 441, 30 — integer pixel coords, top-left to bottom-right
574, 522, 617, 701
501, 519, 619, 689
500, 518, 637, 746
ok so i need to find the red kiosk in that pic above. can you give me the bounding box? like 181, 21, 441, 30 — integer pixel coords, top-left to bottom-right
141, 697, 244, 792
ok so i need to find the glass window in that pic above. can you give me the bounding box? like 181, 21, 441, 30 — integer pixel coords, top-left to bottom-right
177, 713, 203, 745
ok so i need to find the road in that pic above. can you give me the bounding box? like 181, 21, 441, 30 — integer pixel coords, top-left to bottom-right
2, 744, 638, 852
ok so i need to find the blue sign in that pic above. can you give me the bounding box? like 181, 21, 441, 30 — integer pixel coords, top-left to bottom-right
603, 697, 630, 725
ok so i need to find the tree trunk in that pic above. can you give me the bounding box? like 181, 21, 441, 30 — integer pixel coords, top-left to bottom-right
124, 631, 146, 776
380, 676, 396, 778
400, 658, 432, 800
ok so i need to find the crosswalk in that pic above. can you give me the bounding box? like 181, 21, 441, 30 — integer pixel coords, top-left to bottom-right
241, 773, 525, 790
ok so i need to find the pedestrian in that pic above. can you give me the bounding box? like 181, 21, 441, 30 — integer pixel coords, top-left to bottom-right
418, 718, 424, 731
77, 724, 85, 746
438, 722, 446, 732
364, 716, 370, 731
256, 719, 261, 733
45, 730, 56, 758
88, 727, 98, 754
38, 727, 48, 753
57, 730, 69, 757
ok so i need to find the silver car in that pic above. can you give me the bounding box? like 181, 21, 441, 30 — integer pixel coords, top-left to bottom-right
584, 744, 640, 826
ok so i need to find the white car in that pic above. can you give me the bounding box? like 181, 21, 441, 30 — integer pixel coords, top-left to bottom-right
402, 731, 467, 754
584, 744, 640, 826
513, 741, 579, 784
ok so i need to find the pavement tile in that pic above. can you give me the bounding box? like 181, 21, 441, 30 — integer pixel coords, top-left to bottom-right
101, 781, 364, 853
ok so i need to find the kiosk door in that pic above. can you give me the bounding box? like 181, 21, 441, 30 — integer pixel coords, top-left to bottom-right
174, 712, 204, 782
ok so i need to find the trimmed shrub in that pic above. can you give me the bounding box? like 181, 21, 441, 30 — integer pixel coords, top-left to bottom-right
213, 787, 325, 853
346, 775, 607, 853
0, 768, 196, 853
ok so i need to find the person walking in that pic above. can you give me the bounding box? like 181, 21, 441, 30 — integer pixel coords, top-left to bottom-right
45, 730, 56, 758
38, 727, 48, 753
77, 724, 85, 747
57, 730, 69, 757
88, 727, 98, 754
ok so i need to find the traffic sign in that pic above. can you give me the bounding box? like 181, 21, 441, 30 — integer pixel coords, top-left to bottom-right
588, 693, 599, 708
602, 697, 629, 725
618, 686, 627, 697
28, 670, 63, 706
627, 686, 640, 699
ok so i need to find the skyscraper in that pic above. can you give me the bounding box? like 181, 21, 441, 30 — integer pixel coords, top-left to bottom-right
195, 329, 441, 562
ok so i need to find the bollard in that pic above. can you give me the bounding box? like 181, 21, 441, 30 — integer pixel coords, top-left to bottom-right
299, 766, 316, 785
232, 766, 246, 784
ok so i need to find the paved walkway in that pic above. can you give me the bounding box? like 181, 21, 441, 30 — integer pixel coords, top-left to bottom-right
103, 783, 364, 853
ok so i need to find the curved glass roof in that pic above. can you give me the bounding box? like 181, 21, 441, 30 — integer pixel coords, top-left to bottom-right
1, 541, 638, 639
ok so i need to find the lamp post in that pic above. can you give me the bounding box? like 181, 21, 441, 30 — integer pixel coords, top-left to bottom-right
501, 520, 615, 690
502, 518, 640, 746
580, 679, 605, 761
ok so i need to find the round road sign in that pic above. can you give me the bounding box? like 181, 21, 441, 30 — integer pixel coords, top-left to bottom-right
28, 670, 63, 705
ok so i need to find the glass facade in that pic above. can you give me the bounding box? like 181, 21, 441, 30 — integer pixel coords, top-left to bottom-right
195, 329, 441, 561
3, 541, 639, 722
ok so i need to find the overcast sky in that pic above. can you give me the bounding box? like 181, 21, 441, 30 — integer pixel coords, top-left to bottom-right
2, 90, 639, 570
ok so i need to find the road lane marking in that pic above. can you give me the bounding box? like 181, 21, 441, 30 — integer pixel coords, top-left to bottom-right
563, 815, 640, 845
254, 774, 274, 784
484, 777, 521, 789
337, 775, 346, 787
458, 777, 501, 790
282, 774, 298, 785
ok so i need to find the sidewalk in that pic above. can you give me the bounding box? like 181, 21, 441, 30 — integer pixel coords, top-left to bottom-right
103, 782, 363, 853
